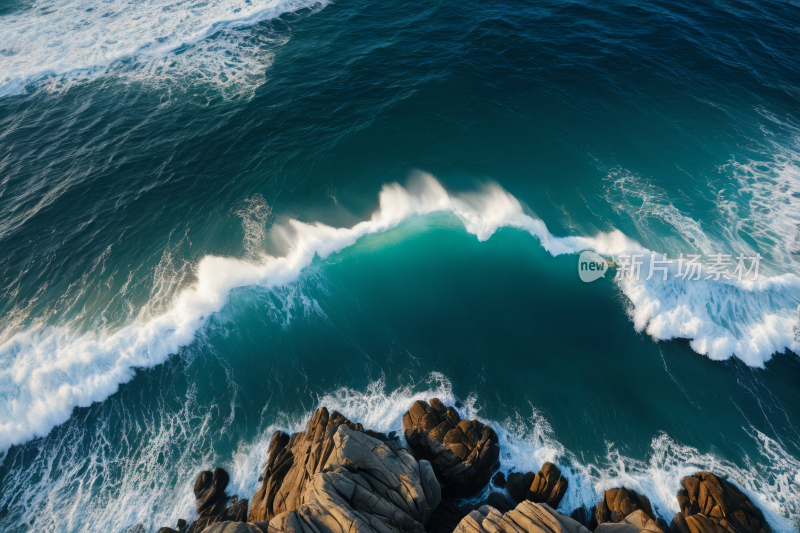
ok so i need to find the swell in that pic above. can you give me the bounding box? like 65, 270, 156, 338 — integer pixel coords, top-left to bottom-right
1, 173, 798, 451
1, 374, 797, 533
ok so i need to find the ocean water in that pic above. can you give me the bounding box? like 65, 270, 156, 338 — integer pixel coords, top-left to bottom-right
1, 0, 800, 531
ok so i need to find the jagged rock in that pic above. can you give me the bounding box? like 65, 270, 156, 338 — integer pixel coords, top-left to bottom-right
504, 463, 568, 509
493, 472, 507, 488
265, 425, 441, 533
596, 510, 665, 533
249, 407, 367, 522
427, 498, 470, 533
196, 468, 230, 515
189, 498, 248, 533
596, 487, 657, 526
202, 522, 263, 533
402, 398, 499, 495
452, 500, 590, 533
507, 471, 536, 503
184, 468, 248, 533
158, 529, 179, 533
669, 472, 771, 533
527, 463, 569, 509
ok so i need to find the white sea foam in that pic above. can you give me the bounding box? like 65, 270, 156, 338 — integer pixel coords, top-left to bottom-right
1, 173, 798, 451
0, 0, 326, 98
600, 142, 800, 365
603, 129, 800, 281
719, 144, 800, 268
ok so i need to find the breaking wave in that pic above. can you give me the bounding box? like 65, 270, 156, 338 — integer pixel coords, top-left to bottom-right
1, 173, 798, 451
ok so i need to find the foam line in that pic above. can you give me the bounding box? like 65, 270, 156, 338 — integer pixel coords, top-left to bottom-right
1, 174, 798, 451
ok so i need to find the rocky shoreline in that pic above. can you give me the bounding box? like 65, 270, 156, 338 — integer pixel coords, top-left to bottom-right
156, 399, 773, 533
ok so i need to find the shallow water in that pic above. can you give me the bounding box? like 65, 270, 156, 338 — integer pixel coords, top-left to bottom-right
0, 0, 799, 531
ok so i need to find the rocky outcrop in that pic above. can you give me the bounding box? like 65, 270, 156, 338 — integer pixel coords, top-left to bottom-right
157, 520, 187, 533
265, 424, 441, 533
402, 398, 499, 495
453, 500, 590, 533
529, 463, 569, 509
595, 487, 658, 528
183, 468, 249, 533
506, 463, 568, 509
669, 473, 771, 533
249, 408, 368, 522
595, 510, 665, 533
156, 399, 778, 533
203, 524, 263, 533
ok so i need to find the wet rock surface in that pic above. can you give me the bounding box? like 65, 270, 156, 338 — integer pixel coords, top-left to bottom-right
183, 468, 249, 533
402, 398, 499, 495
506, 463, 568, 510
669, 472, 771, 533
595, 488, 658, 527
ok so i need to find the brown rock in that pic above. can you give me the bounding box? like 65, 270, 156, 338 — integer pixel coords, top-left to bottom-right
595, 510, 666, 533
402, 399, 500, 495
668, 472, 771, 533
195, 468, 230, 514
264, 425, 441, 533
248, 407, 367, 522
202, 522, 263, 533
452, 500, 590, 533
183, 469, 249, 533
596, 487, 657, 526
527, 462, 569, 509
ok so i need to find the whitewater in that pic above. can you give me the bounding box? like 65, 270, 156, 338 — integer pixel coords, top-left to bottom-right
1, 173, 798, 452
1, 373, 797, 533
0, 0, 328, 98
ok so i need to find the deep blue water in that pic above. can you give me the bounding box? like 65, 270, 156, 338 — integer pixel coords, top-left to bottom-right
1, 0, 800, 531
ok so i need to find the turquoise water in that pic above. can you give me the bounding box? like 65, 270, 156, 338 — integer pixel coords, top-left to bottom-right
1, 0, 800, 531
